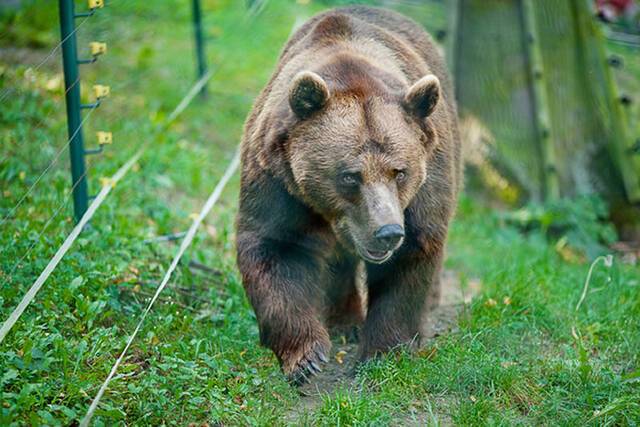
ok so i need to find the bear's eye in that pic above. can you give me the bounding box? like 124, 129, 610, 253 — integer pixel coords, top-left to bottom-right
395, 169, 408, 183
339, 172, 359, 187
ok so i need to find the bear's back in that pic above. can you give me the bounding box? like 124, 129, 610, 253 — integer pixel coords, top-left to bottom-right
277, 6, 453, 101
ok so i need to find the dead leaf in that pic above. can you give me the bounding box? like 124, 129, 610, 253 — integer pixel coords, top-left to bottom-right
485, 298, 497, 307
206, 224, 218, 240
417, 347, 437, 360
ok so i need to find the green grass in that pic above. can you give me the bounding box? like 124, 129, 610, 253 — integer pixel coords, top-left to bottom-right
1, 0, 639, 425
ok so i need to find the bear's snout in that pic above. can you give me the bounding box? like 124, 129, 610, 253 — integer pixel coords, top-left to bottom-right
345, 183, 405, 263
374, 224, 405, 249
358, 223, 404, 263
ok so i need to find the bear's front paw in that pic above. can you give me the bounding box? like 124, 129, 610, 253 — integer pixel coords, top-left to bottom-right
281, 338, 330, 386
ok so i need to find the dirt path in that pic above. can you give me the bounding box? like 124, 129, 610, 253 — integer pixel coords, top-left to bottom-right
288, 271, 481, 423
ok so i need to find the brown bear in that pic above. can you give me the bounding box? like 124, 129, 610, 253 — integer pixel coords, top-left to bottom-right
236, 5, 461, 384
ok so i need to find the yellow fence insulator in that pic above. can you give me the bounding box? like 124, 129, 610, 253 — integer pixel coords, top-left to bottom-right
97, 131, 113, 145
89, 42, 107, 56
88, 0, 104, 9
93, 84, 110, 99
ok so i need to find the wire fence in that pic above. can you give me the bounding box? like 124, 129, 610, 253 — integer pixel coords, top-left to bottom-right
81, 148, 240, 427
0, 0, 240, 421
0, 14, 91, 104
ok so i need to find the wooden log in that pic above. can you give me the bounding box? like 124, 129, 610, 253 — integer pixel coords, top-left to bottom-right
521, 0, 560, 200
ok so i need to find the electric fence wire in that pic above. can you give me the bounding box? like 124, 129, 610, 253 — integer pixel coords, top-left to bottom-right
0, 73, 79, 163
80, 148, 240, 427
0, 148, 141, 344
0, 16, 91, 104
246, 0, 269, 19
0, 69, 214, 345
0, 0, 143, 156
0, 105, 97, 229
0, 57, 181, 315
0, 0, 149, 229
1, 26, 165, 162
1, 161, 93, 289
0, 0, 129, 171
0, 62, 163, 234
0, 0, 126, 103
1, 0, 211, 299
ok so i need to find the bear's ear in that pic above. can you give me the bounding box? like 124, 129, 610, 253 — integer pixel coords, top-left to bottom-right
289, 71, 330, 119
403, 75, 440, 119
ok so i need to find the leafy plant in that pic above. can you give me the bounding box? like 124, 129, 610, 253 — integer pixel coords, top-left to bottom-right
0, 0, 58, 48
502, 195, 618, 260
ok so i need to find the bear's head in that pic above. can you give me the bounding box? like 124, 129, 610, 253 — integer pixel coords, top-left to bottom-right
279, 64, 441, 264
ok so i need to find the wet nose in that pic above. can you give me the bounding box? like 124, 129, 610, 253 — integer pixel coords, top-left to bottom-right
374, 224, 405, 248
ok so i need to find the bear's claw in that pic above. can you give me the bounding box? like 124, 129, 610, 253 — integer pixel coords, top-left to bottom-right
316, 350, 328, 363
286, 344, 329, 386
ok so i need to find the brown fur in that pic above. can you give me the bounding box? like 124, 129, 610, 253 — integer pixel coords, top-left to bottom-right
236, 6, 461, 384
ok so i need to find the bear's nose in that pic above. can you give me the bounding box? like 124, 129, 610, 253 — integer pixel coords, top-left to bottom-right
374, 224, 405, 249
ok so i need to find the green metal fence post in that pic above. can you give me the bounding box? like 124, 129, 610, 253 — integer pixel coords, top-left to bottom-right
59, 0, 89, 221
191, 0, 208, 98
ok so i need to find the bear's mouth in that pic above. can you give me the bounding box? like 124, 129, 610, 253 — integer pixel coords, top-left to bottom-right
360, 248, 393, 264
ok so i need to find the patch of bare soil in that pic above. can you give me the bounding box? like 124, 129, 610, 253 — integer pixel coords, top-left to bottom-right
287, 270, 481, 424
